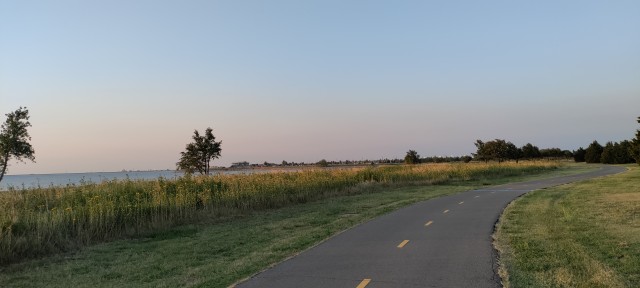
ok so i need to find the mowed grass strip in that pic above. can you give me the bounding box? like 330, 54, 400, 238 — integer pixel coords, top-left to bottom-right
0, 163, 582, 288
495, 165, 640, 288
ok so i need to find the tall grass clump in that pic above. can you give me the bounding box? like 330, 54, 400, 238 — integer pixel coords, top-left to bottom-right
0, 162, 559, 265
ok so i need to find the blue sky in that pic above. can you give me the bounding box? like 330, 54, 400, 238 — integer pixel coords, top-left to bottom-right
1, 1, 639, 174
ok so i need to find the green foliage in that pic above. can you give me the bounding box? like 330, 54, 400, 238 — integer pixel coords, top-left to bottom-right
0, 107, 35, 184
404, 150, 420, 164
584, 140, 603, 163
573, 147, 586, 162
473, 139, 518, 162
176, 127, 221, 175
316, 159, 328, 167
632, 117, 640, 165
601, 140, 634, 164
0, 162, 560, 265
521, 143, 541, 159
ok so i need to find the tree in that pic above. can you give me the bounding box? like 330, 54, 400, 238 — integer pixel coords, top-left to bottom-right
506, 142, 521, 163
521, 143, 541, 159
573, 147, 586, 162
615, 140, 634, 164
0, 107, 35, 184
473, 140, 488, 162
632, 117, 640, 165
176, 127, 221, 175
404, 150, 420, 164
584, 140, 603, 163
600, 141, 615, 164
316, 159, 328, 167
474, 139, 516, 162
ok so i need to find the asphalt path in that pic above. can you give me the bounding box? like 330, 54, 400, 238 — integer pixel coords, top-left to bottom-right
235, 165, 625, 288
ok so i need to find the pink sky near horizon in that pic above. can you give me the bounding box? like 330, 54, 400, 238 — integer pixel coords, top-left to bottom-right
2, 1, 639, 175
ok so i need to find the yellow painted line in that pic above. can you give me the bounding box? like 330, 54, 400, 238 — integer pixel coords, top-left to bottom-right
458, 201, 464, 204
425, 220, 433, 226
397, 240, 410, 248
356, 279, 371, 288
443, 209, 449, 214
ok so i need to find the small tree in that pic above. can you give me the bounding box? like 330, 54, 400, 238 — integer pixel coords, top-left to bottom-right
632, 117, 640, 165
177, 127, 222, 175
474, 139, 516, 163
573, 147, 586, 162
404, 150, 420, 164
316, 159, 328, 167
584, 140, 603, 163
0, 107, 36, 184
600, 141, 615, 164
521, 143, 541, 160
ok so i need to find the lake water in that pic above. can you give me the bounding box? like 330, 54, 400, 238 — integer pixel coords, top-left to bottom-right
0, 170, 187, 190
0, 167, 346, 191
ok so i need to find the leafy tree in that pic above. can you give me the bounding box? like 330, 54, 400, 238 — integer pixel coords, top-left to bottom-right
316, 159, 328, 167
632, 117, 640, 165
404, 150, 421, 164
584, 140, 603, 163
506, 143, 522, 163
521, 143, 541, 159
473, 140, 488, 162
176, 127, 222, 175
600, 141, 615, 164
540, 148, 564, 159
474, 139, 516, 162
615, 140, 634, 164
573, 147, 586, 162
0, 107, 35, 184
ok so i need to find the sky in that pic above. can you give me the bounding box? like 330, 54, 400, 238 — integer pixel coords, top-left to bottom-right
1, 0, 639, 175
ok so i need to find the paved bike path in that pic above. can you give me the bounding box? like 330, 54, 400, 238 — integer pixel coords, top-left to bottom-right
236, 165, 625, 288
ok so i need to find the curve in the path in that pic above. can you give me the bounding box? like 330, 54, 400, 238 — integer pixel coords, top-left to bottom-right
235, 165, 625, 288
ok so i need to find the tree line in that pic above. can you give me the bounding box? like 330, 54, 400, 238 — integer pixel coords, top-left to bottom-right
574, 118, 640, 164
472, 139, 572, 163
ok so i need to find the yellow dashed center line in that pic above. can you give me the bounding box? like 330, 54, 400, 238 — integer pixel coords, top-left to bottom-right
425, 220, 433, 226
356, 278, 371, 288
443, 209, 449, 214
458, 201, 464, 204
397, 240, 410, 248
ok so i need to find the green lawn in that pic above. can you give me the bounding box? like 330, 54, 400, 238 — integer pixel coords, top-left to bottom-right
495, 165, 640, 288
0, 163, 588, 288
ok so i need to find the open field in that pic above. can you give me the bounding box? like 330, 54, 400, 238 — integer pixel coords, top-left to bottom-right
0, 162, 562, 266
495, 165, 640, 287
0, 162, 591, 287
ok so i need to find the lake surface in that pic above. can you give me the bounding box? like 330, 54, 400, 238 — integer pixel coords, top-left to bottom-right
1, 170, 187, 190
0, 166, 352, 191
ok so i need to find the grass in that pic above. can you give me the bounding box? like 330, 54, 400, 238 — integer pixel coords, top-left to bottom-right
495, 165, 640, 288
0, 162, 560, 266
0, 162, 583, 287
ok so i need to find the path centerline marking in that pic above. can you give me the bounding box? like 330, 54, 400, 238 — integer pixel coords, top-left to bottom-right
443, 209, 449, 214
397, 240, 409, 248
356, 278, 371, 288
458, 201, 464, 204
474, 196, 480, 198
425, 220, 433, 226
